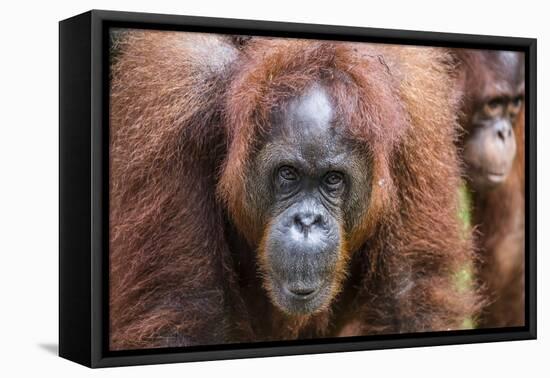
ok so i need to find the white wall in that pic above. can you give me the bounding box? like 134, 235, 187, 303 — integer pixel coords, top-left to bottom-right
0, 0, 546, 376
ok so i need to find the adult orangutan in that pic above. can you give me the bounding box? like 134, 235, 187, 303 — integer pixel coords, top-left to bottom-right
454, 49, 525, 327
109, 31, 480, 350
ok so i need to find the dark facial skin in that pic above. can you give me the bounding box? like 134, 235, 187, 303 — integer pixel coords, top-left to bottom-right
248, 85, 371, 316
463, 51, 524, 191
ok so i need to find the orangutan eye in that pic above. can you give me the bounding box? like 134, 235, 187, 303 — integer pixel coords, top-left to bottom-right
487, 98, 503, 110
511, 96, 523, 108
278, 166, 298, 181
323, 171, 344, 188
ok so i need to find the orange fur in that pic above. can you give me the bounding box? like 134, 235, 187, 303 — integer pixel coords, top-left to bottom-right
110, 32, 480, 348
474, 106, 525, 327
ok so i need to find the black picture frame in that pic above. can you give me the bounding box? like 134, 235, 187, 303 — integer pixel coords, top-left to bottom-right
59, 9, 537, 368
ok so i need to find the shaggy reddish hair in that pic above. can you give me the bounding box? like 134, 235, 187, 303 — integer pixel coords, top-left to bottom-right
453, 49, 525, 327
109, 31, 480, 349
472, 106, 525, 327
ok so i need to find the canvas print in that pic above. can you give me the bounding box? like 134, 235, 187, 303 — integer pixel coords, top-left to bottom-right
108, 29, 525, 351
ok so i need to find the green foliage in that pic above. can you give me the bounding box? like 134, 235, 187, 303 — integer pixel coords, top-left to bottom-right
455, 182, 476, 329
458, 182, 472, 235
454, 267, 472, 294
461, 318, 475, 329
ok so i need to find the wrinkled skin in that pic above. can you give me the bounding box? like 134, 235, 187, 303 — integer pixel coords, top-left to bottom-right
248, 85, 371, 315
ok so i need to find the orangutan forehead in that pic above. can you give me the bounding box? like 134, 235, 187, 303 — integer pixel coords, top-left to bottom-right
263, 84, 357, 169
286, 84, 334, 129
486, 51, 524, 87
269, 85, 341, 141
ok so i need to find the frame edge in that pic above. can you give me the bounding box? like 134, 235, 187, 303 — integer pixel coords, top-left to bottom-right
59, 11, 93, 368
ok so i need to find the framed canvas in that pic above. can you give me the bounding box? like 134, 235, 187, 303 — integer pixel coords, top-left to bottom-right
59, 10, 537, 368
